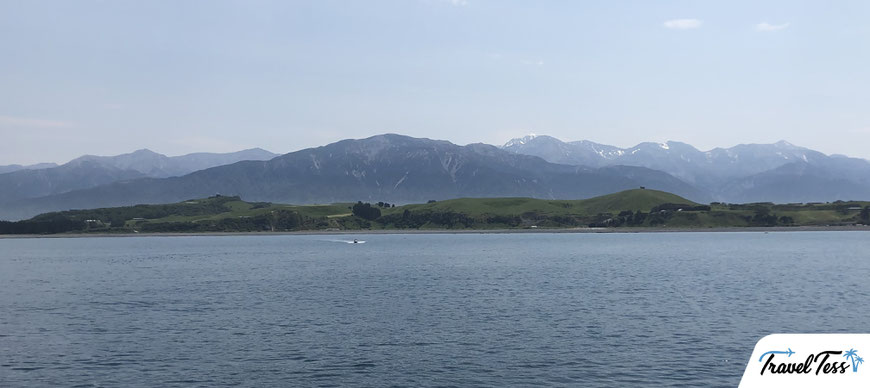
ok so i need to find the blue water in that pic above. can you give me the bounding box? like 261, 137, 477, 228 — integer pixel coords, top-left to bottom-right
1, 232, 869, 387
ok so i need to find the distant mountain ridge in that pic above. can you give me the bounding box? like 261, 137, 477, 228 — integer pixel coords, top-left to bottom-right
0, 134, 705, 220
0, 162, 58, 174
0, 148, 277, 206
502, 135, 870, 203
3, 133, 870, 220
66, 148, 277, 178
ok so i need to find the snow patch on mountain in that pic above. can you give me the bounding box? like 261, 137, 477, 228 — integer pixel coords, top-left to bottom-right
503, 134, 538, 148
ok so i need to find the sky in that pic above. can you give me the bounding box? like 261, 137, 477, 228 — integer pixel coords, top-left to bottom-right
1, 0, 869, 165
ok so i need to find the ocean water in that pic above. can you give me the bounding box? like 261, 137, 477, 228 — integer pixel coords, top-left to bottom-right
1, 232, 869, 387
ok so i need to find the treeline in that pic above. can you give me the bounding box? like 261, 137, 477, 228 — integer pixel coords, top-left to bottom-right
351, 201, 398, 221
0, 209, 325, 235
5, 199, 870, 235
650, 203, 711, 212
587, 207, 794, 227
352, 200, 848, 229
350, 201, 523, 229
348, 201, 710, 229
720, 201, 868, 215
378, 209, 524, 229
0, 215, 86, 234
137, 210, 323, 233
0, 195, 284, 234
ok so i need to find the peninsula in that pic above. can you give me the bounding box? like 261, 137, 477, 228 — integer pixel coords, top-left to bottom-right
2, 189, 869, 235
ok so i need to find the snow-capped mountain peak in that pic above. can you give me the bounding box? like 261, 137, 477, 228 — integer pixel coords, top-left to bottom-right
499, 134, 870, 202
503, 134, 538, 148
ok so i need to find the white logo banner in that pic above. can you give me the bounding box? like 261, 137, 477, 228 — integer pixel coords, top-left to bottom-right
739, 334, 869, 387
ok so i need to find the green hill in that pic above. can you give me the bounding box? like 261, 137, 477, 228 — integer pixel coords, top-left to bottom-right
381, 189, 695, 218
0, 195, 354, 234
372, 189, 704, 229
26, 195, 351, 225
568, 188, 697, 214
1, 189, 868, 234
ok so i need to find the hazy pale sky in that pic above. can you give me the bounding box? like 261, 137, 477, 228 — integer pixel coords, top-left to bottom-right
2, 0, 869, 165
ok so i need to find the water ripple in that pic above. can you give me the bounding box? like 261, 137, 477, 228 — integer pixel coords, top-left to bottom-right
1, 232, 868, 387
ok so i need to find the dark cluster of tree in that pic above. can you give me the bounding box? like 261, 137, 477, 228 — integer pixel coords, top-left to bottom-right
517, 212, 582, 227
362, 201, 806, 229
650, 203, 711, 212
725, 203, 776, 210
375, 209, 524, 229
0, 215, 86, 234
589, 210, 684, 227
725, 201, 867, 214
351, 202, 382, 220
588, 210, 649, 227
351, 201, 398, 220
6, 195, 869, 235
743, 208, 792, 226
587, 206, 797, 228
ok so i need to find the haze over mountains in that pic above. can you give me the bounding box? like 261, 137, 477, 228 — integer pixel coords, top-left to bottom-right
1, 133, 868, 220
0, 148, 276, 206
0, 135, 703, 220
502, 135, 870, 204
0, 163, 58, 174
68, 148, 278, 178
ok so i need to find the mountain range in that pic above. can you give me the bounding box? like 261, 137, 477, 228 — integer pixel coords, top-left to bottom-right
0, 162, 58, 174
0, 148, 276, 206
0, 135, 703, 220
502, 135, 870, 203
1, 133, 868, 220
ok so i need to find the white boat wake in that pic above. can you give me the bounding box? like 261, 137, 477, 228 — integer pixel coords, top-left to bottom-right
324, 239, 366, 244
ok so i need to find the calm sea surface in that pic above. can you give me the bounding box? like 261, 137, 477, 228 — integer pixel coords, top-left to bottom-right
1, 232, 869, 387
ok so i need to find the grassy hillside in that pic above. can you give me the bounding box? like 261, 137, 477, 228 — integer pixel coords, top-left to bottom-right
1, 189, 868, 234
25, 195, 350, 224
382, 189, 694, 218
373, 190, 710, 229
0, 195, 355, 234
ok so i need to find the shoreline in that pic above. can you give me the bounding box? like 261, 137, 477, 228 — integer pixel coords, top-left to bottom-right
2, 225, 870, 239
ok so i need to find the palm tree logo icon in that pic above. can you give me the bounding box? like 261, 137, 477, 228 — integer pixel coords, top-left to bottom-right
843, 349, 863, 372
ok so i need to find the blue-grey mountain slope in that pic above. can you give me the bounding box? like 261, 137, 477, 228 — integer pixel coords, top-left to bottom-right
0, 148, 278, 204
502, 135, 870, 203
0, 163, 58, 174
66, 148, 277, 178
0, 134, 706, 220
